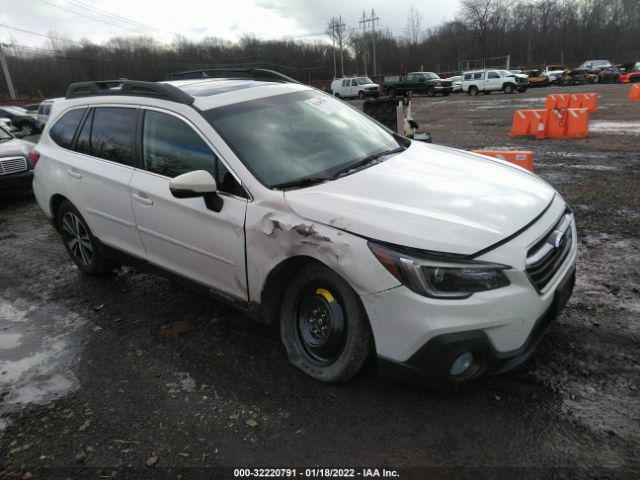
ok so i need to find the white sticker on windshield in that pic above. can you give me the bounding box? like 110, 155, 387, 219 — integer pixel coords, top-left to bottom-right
304, 96, 343, 115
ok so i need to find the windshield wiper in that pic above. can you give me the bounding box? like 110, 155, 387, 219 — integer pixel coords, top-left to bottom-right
334, 145, 406, 178
271, 176, 330, 190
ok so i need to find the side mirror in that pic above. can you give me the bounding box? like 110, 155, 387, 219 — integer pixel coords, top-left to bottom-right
169, 170, 223, 212
13, 131, 25, 139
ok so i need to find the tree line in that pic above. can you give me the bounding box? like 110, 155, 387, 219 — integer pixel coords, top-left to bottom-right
1, 0, 638, 98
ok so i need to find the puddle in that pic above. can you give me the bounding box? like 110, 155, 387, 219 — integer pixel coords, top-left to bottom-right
0, 297, 85, 433
590, 121, 640, 135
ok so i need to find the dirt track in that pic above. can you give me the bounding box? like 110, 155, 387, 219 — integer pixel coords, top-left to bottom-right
1, 83, 639, 479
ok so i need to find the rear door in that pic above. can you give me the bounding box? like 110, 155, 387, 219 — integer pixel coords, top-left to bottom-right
59, 106, 146, 258
487, 71, 502, 90
128, 108, 248, 300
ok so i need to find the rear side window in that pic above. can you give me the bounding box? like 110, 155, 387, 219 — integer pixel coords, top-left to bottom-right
49, 108, 86, 149
474, 73, 484, 80
91, 107, 137, 165
142, 110, 245, 196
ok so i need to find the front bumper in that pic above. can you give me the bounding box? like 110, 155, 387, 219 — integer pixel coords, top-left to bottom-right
377, 267, 575, 384
0, 170, 33, 196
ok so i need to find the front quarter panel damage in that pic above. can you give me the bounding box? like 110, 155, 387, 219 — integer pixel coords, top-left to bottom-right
245, 193, 400, 319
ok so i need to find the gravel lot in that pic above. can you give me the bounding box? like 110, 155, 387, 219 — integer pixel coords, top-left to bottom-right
1, 83, 639, 479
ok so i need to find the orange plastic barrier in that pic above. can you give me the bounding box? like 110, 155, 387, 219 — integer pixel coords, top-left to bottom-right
545, 93, 598, 112
546, 108, 590, 139
471, 150, 534, 172
510, 109, 549, 139
630, 84, 640, 101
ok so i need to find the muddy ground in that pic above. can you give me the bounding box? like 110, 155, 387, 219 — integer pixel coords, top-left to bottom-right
0, 83, 639, 479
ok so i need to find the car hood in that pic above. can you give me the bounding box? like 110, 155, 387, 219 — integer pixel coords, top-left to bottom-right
284, 143, 556, 255
0, 138, 35, 158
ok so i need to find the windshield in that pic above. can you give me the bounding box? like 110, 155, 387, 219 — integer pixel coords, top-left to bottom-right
0, 127, 12, 141
423, 72, 439, 79
4, 107, 27, 115
203, 90, 400, 188
499, 70, 515, 76
356, 77, 374, 85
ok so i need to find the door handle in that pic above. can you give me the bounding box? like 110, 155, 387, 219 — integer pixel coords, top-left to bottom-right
66, 169, 82, 179
132, 192, 153, 206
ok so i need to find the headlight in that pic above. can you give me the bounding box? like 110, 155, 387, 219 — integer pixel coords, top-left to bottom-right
368, 242, 511, 299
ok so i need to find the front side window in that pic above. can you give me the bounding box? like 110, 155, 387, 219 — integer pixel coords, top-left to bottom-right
49, 108, 86, 149
203, 90, 400, 188
488, 72, 500, 79
463, 74, 472, 80
351, 79, 358, 86
91, 107, 137, 165
142, 110, 244, 196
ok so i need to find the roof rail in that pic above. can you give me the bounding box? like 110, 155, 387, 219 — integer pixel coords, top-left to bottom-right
65, 80, 195, 105
164, 68, 300, 84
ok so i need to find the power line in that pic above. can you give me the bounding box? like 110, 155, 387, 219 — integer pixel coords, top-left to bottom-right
37, 0, 150, 35
59, 0, 165, 33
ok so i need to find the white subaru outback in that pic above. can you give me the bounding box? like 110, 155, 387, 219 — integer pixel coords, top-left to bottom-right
32, 70, 577, 384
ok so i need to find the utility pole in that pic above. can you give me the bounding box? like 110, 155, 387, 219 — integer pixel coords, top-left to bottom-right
370, 9, 379, 77
337, 16, 345, 77
359, 11, 368, 75
0, 43, 16, 100
359, 10, 380, 77
329, 18, 337, 79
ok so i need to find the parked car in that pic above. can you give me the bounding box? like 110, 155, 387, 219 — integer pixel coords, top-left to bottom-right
598, 66, 622, 83
462, 69, 528, 95
542, 65, 566, 83
619, 62, 640, 83
37, 98, 64, 126
558, 69, 598, 86
330, 77, 380, 100
33, 74, 577, 384
525, 70, 551, 87
383, 72, 453, 97
0, 126, 36, 196
445, 75, 462, 92
0, 107, 41, 136
0, 117, 12, 131
577, 60, 612, 75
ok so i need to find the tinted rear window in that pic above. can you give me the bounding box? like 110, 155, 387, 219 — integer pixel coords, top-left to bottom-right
49, 108, 86, 149
90, 107, 137, 165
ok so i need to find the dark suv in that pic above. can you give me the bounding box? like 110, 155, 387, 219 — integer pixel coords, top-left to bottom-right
0, 107, 41, 137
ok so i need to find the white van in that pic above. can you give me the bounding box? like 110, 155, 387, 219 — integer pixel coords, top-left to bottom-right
331, 77, 380, 100
37, 98, 64, 126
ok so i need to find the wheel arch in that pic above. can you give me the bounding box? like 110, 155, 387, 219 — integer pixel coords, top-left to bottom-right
50, 193, 70, 232
258, 255, 331, 325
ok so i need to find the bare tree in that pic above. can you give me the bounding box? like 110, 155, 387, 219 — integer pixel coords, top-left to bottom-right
405, 6, 424, 47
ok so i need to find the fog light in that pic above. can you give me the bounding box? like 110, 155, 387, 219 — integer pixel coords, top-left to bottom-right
450, 351, 474, 376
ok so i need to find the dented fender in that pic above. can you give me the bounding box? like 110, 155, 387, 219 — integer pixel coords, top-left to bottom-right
245, 191, 400, 306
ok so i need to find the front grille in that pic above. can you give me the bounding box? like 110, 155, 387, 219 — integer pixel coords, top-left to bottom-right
526, 210, 573, 292
366, 86, 378, 91
440, 81, 452, 87
0, 156, 28, 176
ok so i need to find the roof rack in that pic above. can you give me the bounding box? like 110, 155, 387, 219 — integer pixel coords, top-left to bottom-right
164, 68, 300, 84
65, 80, 195, 105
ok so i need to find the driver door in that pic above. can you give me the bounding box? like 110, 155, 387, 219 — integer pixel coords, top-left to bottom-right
129, 109, 249, 300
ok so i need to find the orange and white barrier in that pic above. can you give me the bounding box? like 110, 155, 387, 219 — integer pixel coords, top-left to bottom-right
630, 84, 640, 101
546, 108, 589, 139
471, 150, 534, 172
510, 110, 548, 139
545, 93, 598, 112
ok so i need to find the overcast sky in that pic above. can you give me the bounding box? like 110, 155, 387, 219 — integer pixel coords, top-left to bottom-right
0, 0, 461, 48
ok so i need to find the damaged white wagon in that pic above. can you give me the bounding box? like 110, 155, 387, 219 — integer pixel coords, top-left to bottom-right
32, 70, 577, 384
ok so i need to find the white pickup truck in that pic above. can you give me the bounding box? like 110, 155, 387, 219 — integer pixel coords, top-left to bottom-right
543, 65, 567, 83
462, 69, 528, 95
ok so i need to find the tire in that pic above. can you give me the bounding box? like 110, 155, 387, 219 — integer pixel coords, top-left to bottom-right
426, 87, 436, 97
280, 263, 373, 383
503, 83, 514, 94
468, 86, 479, 96
57, 200, 114, 275
334, 93, 341, 98
20, 124, 33, 136
387, 87, 396, 98
358, 91, 365, 100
